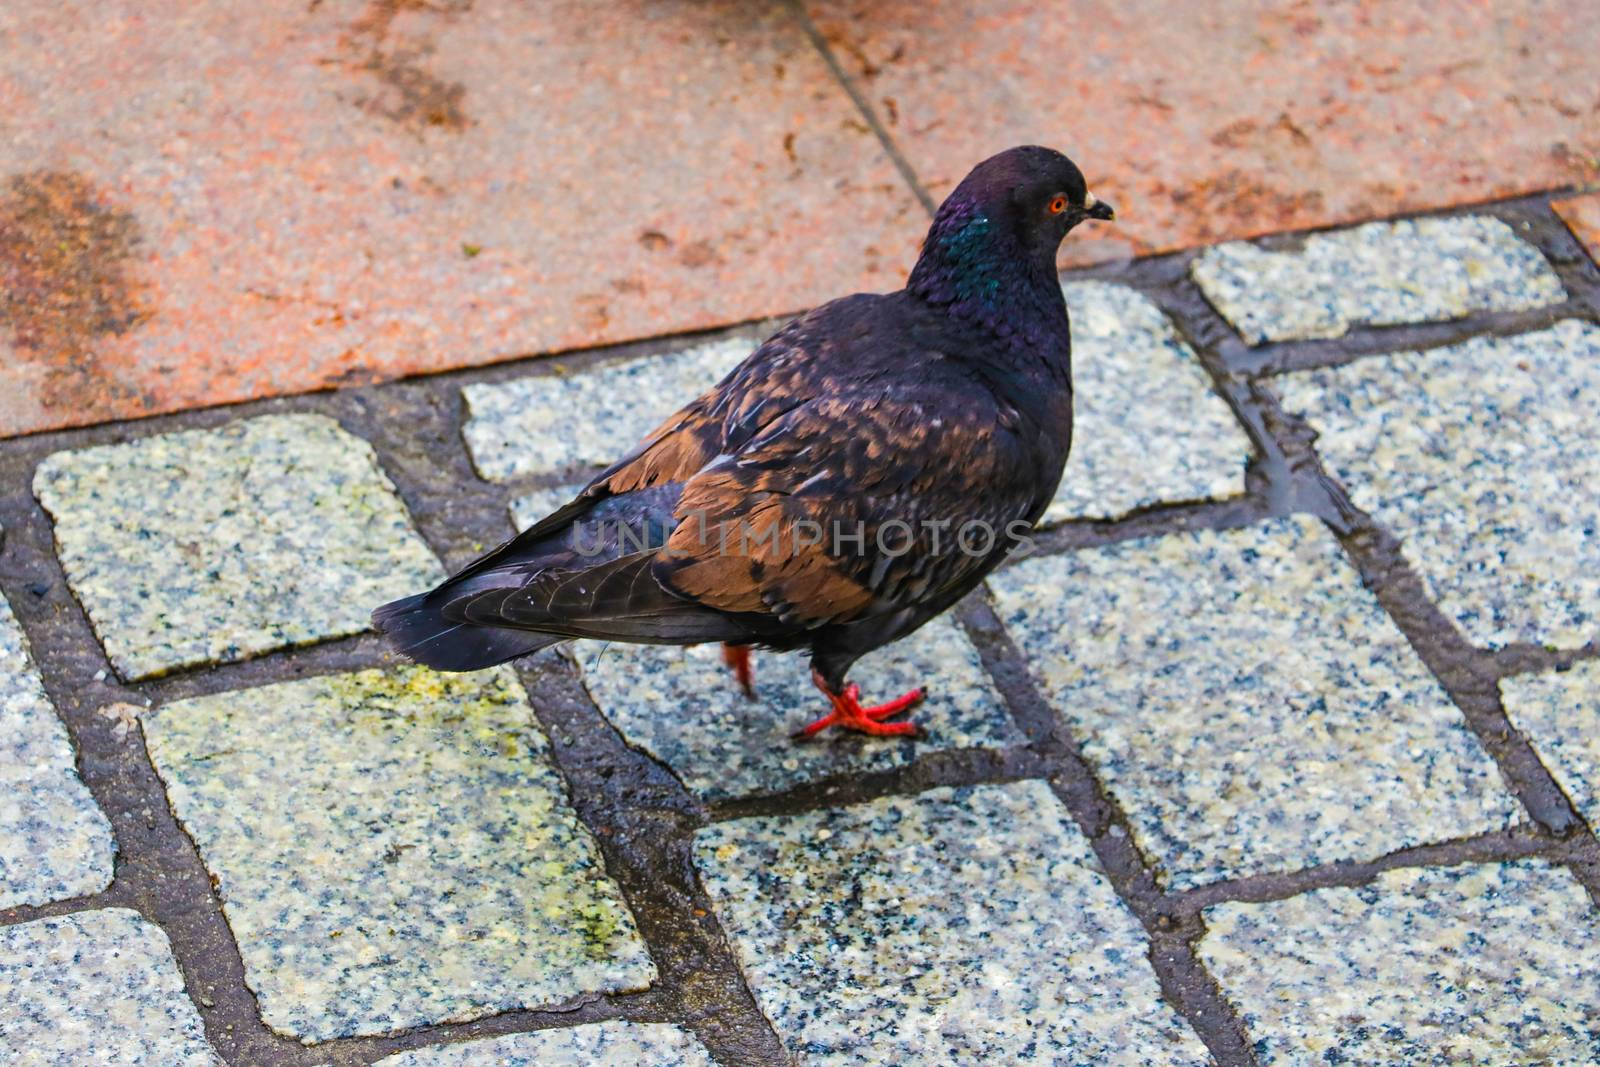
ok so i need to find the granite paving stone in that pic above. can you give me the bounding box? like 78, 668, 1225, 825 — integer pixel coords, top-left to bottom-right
988, 516, 1519, 889
695, 780, 1209, 1066
1191, 216, 1566, 344
1276, 320, 1600, 650
371, 1021, 716, 1067
0, 592, 115, 909
510, 484, 586, 532
0, 908, 220, 1066
1501, 661, 1600, 827
0, 0, 920, 437
576, 615, 1018, 800
1200, 859, 1600, 1065
463, 337, 750, 483
1051, 281, 1249, 522
804, 0, 1600, 267
34, 413, 444, 681
1554, 192, 1600, 267
140, 665, 654, 1042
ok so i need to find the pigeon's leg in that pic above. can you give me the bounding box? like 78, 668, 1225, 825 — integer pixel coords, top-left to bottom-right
721, 643, 756, 700
793, 669, 924, 739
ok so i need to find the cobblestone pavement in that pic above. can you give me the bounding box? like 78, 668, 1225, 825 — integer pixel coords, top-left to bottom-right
3, 182, 1599, 1065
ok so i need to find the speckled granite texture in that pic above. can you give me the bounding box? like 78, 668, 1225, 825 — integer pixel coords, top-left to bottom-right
511, 484, 585, 532
1277, 320, 1600, 650
1501, 662, 1600, 826
576, 616, 1019, 800
1201, 860, 1600, 1064
695, 780, 1209, 1066
0, 909, 220, 1066
141, 665, 654, 1041
1192, 216, 1565, 343
1051, 281, 1250, 522
0, 593, 114, 908
370, 1021, 716, 1066
33, 414, 443, 681
988, 516, 1518, 889
461, 337, 750, 483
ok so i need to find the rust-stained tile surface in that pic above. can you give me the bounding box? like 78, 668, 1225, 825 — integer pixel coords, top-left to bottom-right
0, 0, 921, 437
1554, 192, 1600, 266
803, 0, 1600, 268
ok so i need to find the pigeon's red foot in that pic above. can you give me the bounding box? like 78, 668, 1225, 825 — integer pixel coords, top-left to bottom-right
794, 673, 925, 739
722, 643, 756, 700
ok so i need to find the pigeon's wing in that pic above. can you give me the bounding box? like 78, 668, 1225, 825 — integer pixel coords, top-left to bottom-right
654, 387, 1046, 629
376, 320, 833, 660
374, 478, 763, 667
406, 318, 816, 591
597, 317, 819, 496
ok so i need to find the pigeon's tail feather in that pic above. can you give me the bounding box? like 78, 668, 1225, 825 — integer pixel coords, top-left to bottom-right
371, 593, 560, 671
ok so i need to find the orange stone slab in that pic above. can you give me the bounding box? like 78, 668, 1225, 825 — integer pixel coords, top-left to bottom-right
0, 0, 923, 436
1554, 193, 1600, 267
804, 0, 1600, 269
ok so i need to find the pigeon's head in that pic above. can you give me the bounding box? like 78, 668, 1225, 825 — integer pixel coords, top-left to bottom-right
951, 145, 1114, 249
910, 147, 1113, 315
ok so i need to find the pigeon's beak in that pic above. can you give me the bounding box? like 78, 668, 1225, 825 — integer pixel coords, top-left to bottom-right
1084, 191, 1116, 222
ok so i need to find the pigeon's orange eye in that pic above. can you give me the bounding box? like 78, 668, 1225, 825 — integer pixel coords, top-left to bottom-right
1048, 195, 1069, 215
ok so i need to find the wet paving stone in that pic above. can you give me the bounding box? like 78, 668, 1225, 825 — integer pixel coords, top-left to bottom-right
1192, 216, 1565, 343
1051, 281, 1250, 522
33, 413, 443, 681
988, 516, 1519, 889
0, 908, 220, 1065
0, 592, 114, 909
370, 1021, 715, 1066
140, 665, 654, 1042
1501, 661, 1600, 827
1200, 859, 1600, 1064
482, 285, 1246, 524
694, 780, 1209, 1066
576, 615, 1019, 801
1276, 320, 1600, 650
462, 337, 750, 483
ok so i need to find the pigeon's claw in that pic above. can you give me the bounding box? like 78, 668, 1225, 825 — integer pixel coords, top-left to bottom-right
722, 643, 756, 700
794, 679, 925, 739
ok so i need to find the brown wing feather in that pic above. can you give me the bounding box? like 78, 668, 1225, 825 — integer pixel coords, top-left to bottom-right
655, 389, 1044, 629
601, 402, 723, 494
597, 320, 819, 496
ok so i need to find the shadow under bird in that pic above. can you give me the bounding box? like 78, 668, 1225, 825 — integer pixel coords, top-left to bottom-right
374, 145, 1114, 738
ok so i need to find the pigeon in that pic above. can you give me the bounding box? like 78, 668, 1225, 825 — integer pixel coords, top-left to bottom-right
374, 145, 1114, 737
